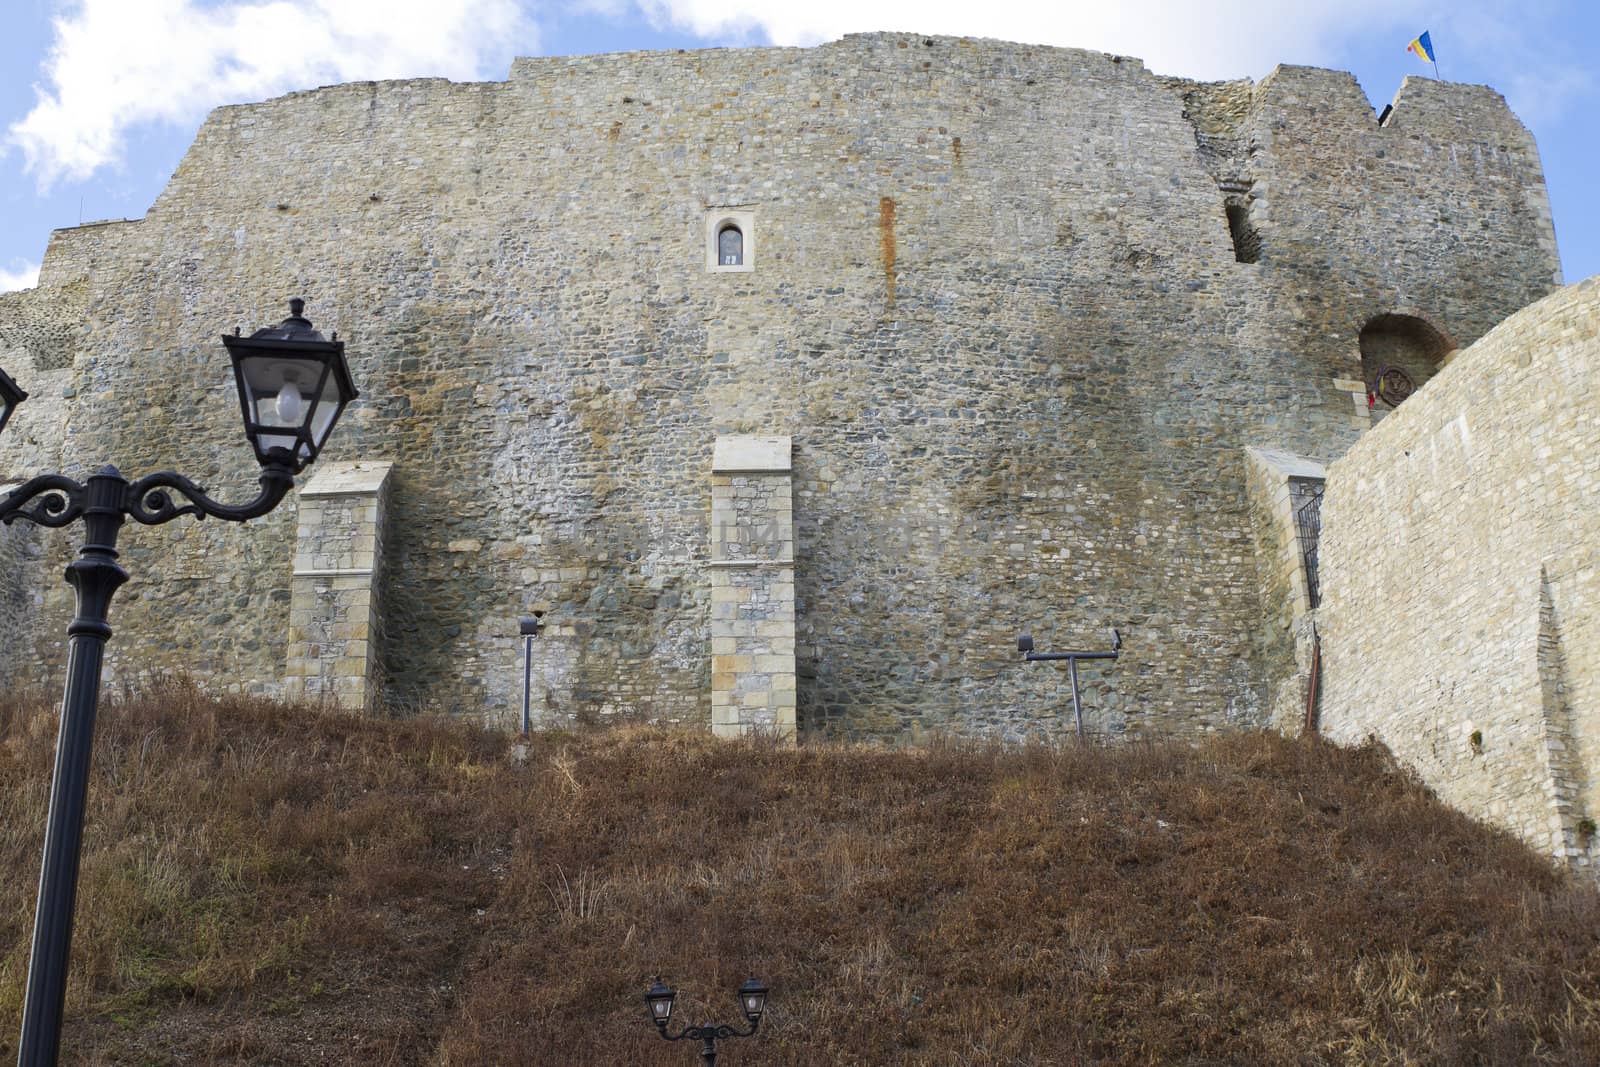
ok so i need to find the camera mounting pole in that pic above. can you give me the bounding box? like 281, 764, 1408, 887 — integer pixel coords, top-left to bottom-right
518, 612, 545, 735
1016, 629, 1123, 738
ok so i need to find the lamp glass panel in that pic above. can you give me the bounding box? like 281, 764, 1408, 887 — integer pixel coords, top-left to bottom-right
646, 983, 676, 1021
0, 373, 20, 432
240, 353, 322, 456
739, 981, 767, 1020
307, 364, 345, 454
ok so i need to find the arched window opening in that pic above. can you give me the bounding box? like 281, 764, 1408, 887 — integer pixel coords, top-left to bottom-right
1359, 313, 1454, 422
705, 209, 754, 272
717, 224, 744, 267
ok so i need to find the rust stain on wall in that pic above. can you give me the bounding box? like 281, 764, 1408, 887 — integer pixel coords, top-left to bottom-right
879, 196, 897, 307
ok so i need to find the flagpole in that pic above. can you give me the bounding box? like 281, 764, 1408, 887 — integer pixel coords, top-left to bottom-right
1408, 32, 1441, 80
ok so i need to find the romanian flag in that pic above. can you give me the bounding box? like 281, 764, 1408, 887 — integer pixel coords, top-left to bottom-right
1406, 31, 1435, 64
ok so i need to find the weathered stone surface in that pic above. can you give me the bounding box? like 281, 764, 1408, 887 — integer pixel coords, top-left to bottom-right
284, 461, 393, 712
712, 435, 791, 474
1243, 447, 1326, 733
1320, 277, 1600, 868
0, 33, 1564, 741
709, 443, 796, 740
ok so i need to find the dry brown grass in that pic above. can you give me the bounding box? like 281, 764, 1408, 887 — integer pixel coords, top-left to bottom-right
1, 682, 1598, 1064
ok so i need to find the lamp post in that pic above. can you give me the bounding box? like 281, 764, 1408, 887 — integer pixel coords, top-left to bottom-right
0, 299, 358, 1067
646, 978, 768, 1065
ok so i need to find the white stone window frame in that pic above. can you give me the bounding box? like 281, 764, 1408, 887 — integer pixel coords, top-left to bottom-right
705, 209, 755, 273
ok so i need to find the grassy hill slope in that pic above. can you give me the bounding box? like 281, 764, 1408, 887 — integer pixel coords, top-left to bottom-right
2, 684, 1598, 1065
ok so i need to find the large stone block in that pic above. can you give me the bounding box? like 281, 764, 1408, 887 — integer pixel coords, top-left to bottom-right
283, 461, 393, 713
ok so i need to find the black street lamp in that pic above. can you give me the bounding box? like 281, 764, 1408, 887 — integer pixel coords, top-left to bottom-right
0, 299, 358, 1067
646, 978, 768, 1065
0, 364, 26, 437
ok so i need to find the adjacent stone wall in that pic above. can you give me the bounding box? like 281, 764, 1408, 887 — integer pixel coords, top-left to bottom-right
1319, 278, 1600, 866
0, 33, 1564, 739
0, 284, 83, 693
284, 462, 393, 712
0, 484, 43, 691
709, 436, 796, 740
1243, 448, 1325, 733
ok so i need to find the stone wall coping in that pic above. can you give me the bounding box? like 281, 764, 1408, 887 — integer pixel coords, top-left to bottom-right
298, 460, 395, 498
712, 435, 791, 473
1246, 446, 1327, 481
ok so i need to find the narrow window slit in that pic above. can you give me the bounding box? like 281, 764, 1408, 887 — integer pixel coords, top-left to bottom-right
1225, 199, 1261, 264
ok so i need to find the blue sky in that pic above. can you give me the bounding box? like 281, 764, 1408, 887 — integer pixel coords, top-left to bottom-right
1, 1, 1596, 292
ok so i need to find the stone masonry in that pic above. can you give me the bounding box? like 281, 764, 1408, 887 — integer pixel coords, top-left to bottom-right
284, 461, 393, 712
709, 436, 796, 740
0, 482, 45, 687
0, 32, 1567, 744
1243, 447, 1327, 733
1319, 278, 1600, 867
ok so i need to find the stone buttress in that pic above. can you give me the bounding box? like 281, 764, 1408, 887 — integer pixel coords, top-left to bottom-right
709, 436, 796, 740
284, 461, 393, 712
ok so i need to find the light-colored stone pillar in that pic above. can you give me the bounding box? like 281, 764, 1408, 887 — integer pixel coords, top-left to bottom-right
1244, 447, 1327, 734
284, 461, 393, 713
709, 436, 796, 741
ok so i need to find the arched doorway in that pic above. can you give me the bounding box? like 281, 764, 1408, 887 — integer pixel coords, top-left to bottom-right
1359, 314, 1454, 422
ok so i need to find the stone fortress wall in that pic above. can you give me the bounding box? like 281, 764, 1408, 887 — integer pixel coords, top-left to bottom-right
0, 33, 1565, 744
0, 277, 78, 690
1319, 278, 1600, 868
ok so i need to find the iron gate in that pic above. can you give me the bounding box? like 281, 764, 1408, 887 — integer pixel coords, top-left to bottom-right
1292, 479, 1325, 609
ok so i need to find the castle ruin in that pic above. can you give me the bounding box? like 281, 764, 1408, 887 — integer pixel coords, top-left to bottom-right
2, 33, 1594, 865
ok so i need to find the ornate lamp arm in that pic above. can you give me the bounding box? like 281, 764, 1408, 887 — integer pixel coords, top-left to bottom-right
657, 1020, 760, 1043
1, 462, 296, 530
655, 1016, 761, 1064
126, 463, 295, 525
0, 474, 89, 528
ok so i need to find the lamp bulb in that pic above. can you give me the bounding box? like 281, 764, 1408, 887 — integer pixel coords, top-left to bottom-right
275, 384, 303, 423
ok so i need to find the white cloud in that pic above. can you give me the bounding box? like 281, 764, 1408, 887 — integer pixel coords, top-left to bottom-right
616, 0, 1598, 128
623, 0, 1424, 81
0, 260, 41, 293
1442, 5, 1594, 125
10, 0, 538, 188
